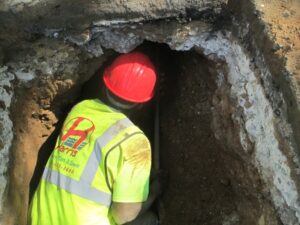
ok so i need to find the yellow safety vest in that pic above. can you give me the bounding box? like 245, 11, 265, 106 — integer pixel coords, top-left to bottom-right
29, 99, 151, 225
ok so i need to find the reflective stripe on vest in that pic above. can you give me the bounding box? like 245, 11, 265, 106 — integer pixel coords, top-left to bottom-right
42, 117, 133, 207
43, 167, 112, 207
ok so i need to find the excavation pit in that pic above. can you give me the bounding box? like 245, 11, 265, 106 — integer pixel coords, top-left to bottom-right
26, 41, 280, 225
2, 17, 300, 225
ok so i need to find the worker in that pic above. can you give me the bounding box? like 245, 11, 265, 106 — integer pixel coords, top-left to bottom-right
29, 52, 162, 225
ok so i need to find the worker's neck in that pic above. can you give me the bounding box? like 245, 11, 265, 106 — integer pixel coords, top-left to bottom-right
105, 89, 137, 110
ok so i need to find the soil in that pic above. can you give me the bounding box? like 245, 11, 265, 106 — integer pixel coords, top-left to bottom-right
157, 48, 236, 225
155, 46, 280, 225
255, 0, 300, 78
7, 76, 79, 225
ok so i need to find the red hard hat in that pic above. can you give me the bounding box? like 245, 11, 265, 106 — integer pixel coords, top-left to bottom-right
103, 52, 157, 103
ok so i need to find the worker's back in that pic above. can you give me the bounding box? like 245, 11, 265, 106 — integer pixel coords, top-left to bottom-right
29, 99, 151, 225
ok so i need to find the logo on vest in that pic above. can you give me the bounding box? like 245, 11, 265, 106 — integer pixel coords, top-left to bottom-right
56, 117, 95, 157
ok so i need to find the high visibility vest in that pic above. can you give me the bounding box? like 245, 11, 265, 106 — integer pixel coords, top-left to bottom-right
29, 99, 150, 225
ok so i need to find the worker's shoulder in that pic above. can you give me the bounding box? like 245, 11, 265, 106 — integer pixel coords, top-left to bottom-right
120, 128, 151, 167
121, 126, 151, 149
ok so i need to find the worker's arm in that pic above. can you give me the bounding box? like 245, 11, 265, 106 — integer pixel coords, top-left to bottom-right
111, 202, 142, 224
111, 170, 165, 224
110, 133, 152, 224
138, 173, 163, 215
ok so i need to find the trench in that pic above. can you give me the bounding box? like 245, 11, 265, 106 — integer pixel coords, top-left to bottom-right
2, 13, 299, 224
0, 1, 299, 224
24, 41, 282, 225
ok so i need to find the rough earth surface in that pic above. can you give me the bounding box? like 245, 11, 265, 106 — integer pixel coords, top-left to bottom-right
0, 0, 225, 49
0, 40, 112, 225
256, 0, 300, 83
0, 0, 300, 225
159, 49, 280, 225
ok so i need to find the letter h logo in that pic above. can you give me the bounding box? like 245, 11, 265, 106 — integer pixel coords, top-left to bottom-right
61, 117, 95, 149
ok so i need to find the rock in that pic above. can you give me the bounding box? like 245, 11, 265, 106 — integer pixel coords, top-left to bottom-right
282, 10, 291, 18
0, 139, 4, 150
0, 0, 226, 48
0, 101, 6, 110
14, 70, 35, 81
66, 30, 91, 46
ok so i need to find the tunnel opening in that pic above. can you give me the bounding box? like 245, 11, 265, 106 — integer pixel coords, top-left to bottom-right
155, 44, 238, 225
75, 41, 239, 224
26, 40, 283, 225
